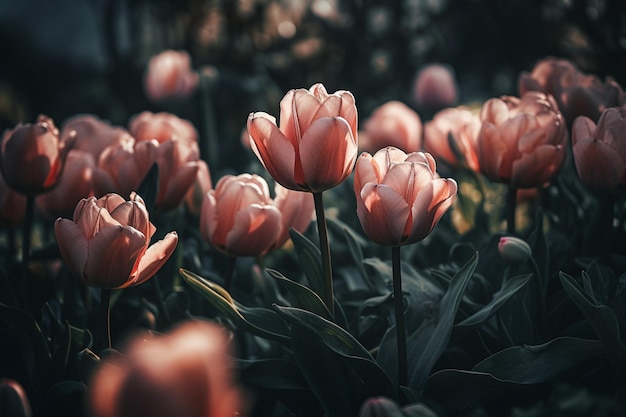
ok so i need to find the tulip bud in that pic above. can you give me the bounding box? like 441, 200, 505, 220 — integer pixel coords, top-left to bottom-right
498, 236, 532, 264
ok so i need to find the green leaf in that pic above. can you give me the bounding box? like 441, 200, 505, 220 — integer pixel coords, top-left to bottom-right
239, 358, 309, 390
472, 336, 606, 383
289, 229, 324, 298
559, 272, 626, 374
341, 225, 368, 279
179, 268, 290, 343
454, 273, 530, 335
407, 252, 478, 389
266, 269, 332, 320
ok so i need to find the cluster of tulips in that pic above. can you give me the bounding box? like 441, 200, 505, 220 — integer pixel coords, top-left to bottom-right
1, 54, 625, 417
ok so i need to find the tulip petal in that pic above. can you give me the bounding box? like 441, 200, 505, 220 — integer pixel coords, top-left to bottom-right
573, 138, 626, 192
200, 191, 220, 246
299, 117, 357, 192
273, 185, 314, 248
54, 218, 89, 280
248, 113, 299, 190
130, 231, 179, 287
511, 144, 565, 188
408, 178, 457, 244
353, 153, 378, 194
157, 162, 199, 211
110, 201, 152, 241
225, 205, 282, 256
357, 183, 409, 246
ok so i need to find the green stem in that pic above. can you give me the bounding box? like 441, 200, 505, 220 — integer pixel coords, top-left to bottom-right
392, 246, 408, 387
506, 186, 517, 235
100, 288, 112, 351
152, 275, 172, 327
313, 192, 334, 317
528, 256, 549, 341
20, 195, 35, 312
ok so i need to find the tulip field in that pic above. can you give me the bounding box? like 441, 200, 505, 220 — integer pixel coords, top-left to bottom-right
1, 1, 626, 417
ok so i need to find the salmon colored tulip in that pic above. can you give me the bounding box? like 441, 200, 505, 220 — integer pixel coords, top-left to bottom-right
61, 114, 134, 160
412, 63, 458, 112
88, 320, 244, 417
0, 115, 74, 195
247, 83, 358, 192
54, 192, 178, 289
144, 50, 199, 102
476, 91, 567, 188
201, 174, 313, 256
129, 111, 199, 154
354, 147, 457, 246
184, 159, 213, 216
424, 106, 481, 171
153, 139, 200, 211
518, 57, 625, 127
359, 100, 422, 154
0, 175, 26, 224
572, 106, 626, 194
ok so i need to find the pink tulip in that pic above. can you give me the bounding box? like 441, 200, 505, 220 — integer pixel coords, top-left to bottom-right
271, 182, 314, 250
54, 192, 178, 289
88, 320, 244, 417
61, 114, 133, 160
144, 50, 199, 102
476, 91, 567, 188
424, 106, 481, 171
247, 83, 358, 192
128, 111, 199, 154
184, 159, 213, 216
572, 106, 626, 193
153, 139, 200, 211
354, 147, 457, 246
412, 64, 458, 112
0, 115, 74, 195
359, 100, 422, 154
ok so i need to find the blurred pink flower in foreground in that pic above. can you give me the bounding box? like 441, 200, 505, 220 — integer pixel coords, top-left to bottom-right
88, 320, 244, 417
201, 173, 313, 256
476, 91, 567, 188
54, 192, 178, 289
0, 378, 32, 417
247, 83, 358, 192
412, 63, 458, 112
424, 106, 481, 171
354, 147, 457, 246
572, 106, 626, 194
144, 50, 199, 102
359, 100, 422, 154
518, 57, 625, 127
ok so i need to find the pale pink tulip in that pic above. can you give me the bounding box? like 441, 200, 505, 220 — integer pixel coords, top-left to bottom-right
572, 106, 626, 193
88, 320, 244, 417
354, 147, 457, 246
128, 111, 199, 154
360, 101, 422, 154
476, 91, 567, 188
424, 106, 481, 171
271, 183, 314, 250
247, 83, 358, 192
61, 114, 133, 160
144, 50, 199, 102
412, 64, 458, 112
54, 192, 177, 288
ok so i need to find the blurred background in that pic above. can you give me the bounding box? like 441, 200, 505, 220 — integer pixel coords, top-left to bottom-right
1, 0, 625, 165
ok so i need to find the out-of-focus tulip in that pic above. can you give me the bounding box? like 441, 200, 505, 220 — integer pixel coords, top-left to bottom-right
572, 106, 626, 194
201, 174, 312, 256
518, 57, 625, 127
476, 91, 567, 188
153, 139, 200, 211
498, 236, 532, 264
0, 115, 74, 195
0, 175, 27, 224
247, 83, 358, 193
61, 114, 134, 160
184, 160, 213, 216
144, 50, 199, 102
424, 106, 481, 171
359, 100, 422, 154
0, 378, 32, 417
412, 63, 458, 113
88, 320, 244, 417
128, 111, 199, 154
36, 150, 115, 218
354, 147, 457, 246
54, 192, 178, 289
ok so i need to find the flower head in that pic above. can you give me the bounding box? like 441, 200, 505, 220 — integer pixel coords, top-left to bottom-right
498, 236, 532, 264
54, 192, 178, 288
354, 147, 457, 246
144, 50, 199, 102
359, 100, 422, 154
247, 83, 358, 192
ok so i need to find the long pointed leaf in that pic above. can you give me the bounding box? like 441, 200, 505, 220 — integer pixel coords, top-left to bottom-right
266, 269, 332, 320
289, 229, 324, 297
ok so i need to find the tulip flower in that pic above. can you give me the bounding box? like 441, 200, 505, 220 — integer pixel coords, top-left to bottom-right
61, 114, 134, 160
354, 147, 457, 247
129, 111, 199, 155
247, 83, 358, 193
354, 147, 457, 386
412, 63, 458, 113
571, 107, 626, 194
54, 192, 178, 289
359, 100, 422, 154
518, 57, 625, 128
184, 159, 213, 216
88, 320, 244, 417
144, 50, 199, 102
498, 236, 532, 264
424, 106, 481, 171
0, 115, 73, 196
0, 378, 32, 417
476, 91, 567, 189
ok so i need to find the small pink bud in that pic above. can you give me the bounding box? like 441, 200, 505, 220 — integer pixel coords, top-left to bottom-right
498, 236, 532, 264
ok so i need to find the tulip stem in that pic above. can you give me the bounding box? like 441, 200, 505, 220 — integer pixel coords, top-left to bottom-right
528, 256, 549, 341
20, 195, 35, 313
313, 192, 334, 317
153, 275, 172, 327
506, 186, 517, 234
100, 288, 112, 351
391, 246, 408, 387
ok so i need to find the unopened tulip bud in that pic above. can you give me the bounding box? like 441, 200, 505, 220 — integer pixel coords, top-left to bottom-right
498, 236, 532, 264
